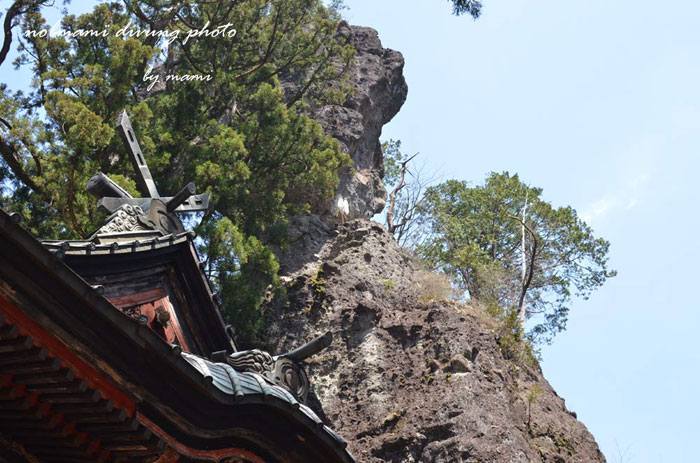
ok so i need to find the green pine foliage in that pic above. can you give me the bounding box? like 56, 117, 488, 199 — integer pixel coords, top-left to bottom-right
416, 172, 616, 344
0, 0, 353, 345
450, 0, 483, 18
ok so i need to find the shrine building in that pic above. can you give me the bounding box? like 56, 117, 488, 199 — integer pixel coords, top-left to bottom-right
0, 112, 354, 463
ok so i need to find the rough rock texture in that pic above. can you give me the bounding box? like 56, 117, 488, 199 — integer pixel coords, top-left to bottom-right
262, 221, 606, 463
306, 22, 407, 221
271, 215, 334, 276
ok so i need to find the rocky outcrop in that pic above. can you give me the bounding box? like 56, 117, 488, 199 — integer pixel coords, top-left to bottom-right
272, 22, 407, 271
262, 221, 606, 463
306, 22, 407, 221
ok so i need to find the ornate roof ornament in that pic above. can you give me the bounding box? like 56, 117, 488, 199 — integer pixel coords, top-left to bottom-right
213, 331, 333, 402
95, 204, 153, 235
86, 110, 210, 239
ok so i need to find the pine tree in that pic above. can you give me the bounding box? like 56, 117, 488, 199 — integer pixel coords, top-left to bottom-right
0, 0, 354, 345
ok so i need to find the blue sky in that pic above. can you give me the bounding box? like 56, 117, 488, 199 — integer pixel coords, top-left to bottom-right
2, 1, 698, 461
343, 1, 700, 462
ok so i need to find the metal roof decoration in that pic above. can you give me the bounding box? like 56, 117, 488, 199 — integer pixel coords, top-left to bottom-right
86, 110, 209, 240
0, 111, 355, 463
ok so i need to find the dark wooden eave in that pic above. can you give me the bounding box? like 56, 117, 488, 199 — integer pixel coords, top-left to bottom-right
0, 309, 163, 462
0, 209, 355, 463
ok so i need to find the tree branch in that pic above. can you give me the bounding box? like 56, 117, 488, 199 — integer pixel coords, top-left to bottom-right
1, 0, 31, 70
386, 152, 419, 234
0, 136, 43, 194
233, 3, 282, 80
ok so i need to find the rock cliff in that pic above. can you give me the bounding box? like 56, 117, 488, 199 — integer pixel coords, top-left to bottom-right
262, 221, 606, 463
265, 20, 606, 463
301, 22, 408, 221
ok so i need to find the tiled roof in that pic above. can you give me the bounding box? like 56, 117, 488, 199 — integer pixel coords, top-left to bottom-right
180, 352, 353, 459
42, 232, 193, 255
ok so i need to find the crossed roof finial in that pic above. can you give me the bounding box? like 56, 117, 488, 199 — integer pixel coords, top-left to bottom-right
117, 110, 160, 199
86, 110, 210, 238
87, 110, 210, 215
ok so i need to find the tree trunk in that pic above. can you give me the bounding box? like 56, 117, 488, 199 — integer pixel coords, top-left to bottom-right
519, 191, 528, 329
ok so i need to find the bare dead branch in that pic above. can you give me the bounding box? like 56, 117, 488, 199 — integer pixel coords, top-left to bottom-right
387, 152, 418, 234
508, 214, 538, 319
